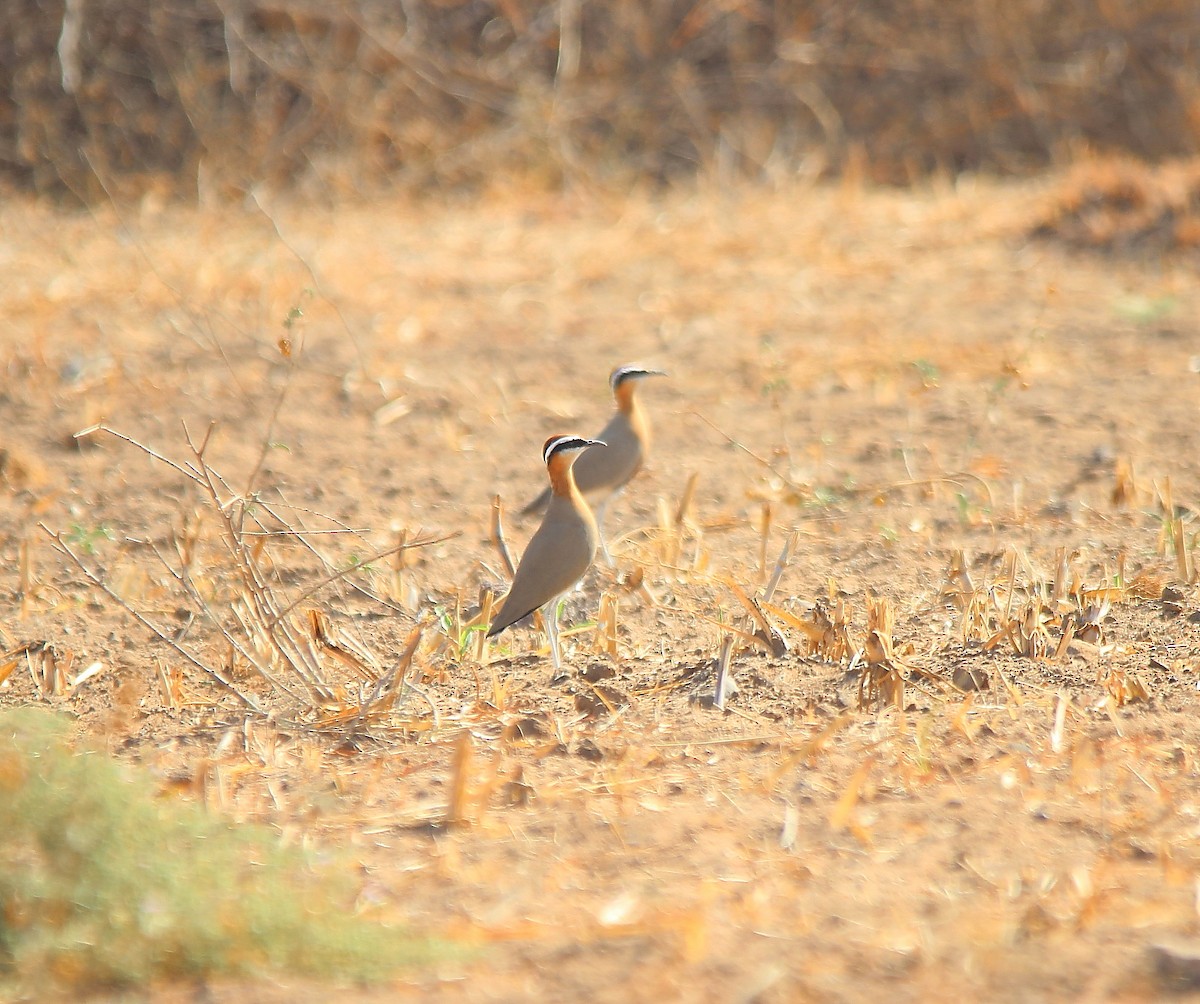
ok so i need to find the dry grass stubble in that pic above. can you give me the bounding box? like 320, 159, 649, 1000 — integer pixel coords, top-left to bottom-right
2, 169, 1200, 999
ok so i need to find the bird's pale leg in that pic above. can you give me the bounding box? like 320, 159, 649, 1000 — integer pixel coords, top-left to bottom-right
595, 496, 614, 567
546, 595, 564, 672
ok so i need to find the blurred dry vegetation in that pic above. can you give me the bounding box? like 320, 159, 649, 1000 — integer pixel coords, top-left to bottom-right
4, 0, 1200, 204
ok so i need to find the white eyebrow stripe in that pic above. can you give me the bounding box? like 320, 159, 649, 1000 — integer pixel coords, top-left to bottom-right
543, 436, 597, 463
610, 365, 642, 390
609, 364, 664, 390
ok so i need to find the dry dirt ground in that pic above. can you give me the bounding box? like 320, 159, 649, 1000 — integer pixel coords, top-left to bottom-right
4, 172, 1200, 1002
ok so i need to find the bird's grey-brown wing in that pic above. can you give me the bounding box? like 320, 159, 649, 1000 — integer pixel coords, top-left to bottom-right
520, 483, 552, 516
487, 499, 598, 636
571, 411, 642, 499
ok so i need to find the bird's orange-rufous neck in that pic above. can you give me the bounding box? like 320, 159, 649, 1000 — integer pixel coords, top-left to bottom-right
617, 380, 651, 451
613, 378, 640, 415
547, 450, 586, 499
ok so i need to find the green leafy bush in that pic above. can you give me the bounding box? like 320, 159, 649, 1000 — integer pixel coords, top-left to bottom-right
0, 708, 440, 994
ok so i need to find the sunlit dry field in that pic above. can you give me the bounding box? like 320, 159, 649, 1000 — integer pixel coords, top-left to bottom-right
4, 172, 1200, 1001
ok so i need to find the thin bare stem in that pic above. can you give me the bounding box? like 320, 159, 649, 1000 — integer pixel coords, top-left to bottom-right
268, 531, 460, 625
75, 423, 205, 486
40, 523, 263, 713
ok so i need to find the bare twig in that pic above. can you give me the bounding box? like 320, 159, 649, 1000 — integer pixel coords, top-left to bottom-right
268, 530, 459, 625
692, 411, 806, 495
74, 422, 205, 486
692, 411, 995, 509
40, 523, 263, 713
245, 188, 369, 377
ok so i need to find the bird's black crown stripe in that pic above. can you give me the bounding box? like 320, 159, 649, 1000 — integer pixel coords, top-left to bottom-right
543, 435, 602, 463
610, 364, 664, 390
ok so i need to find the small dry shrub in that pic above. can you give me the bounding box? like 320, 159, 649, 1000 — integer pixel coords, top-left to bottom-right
44, 422, 448, 725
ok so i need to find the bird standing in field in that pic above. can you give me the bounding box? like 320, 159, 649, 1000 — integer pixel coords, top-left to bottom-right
488, 434, 606, 673
521, 364, 666, 565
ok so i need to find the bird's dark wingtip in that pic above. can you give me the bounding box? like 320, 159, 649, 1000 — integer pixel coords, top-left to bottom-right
487, 605, 539, 639
520, 487, 551, 515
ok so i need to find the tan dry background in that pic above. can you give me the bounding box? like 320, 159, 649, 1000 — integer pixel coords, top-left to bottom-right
5, 4, 1200, 1002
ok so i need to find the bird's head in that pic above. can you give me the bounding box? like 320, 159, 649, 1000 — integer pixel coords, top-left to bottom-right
543, 434, 606, 467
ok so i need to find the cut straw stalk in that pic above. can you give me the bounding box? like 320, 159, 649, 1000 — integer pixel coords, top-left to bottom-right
474, 589, 495, 662
445, 729, 473, 827
712, 634, 736, 710
701, 531, 798, 712
18, 538, 33, 618
595, 592, 619, 658
758, 502, 772, 583
491, 495, 516, 579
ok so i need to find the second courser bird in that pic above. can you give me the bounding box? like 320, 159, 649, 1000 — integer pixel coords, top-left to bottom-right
488, 434, 605, 673
521, 364, 665, 565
